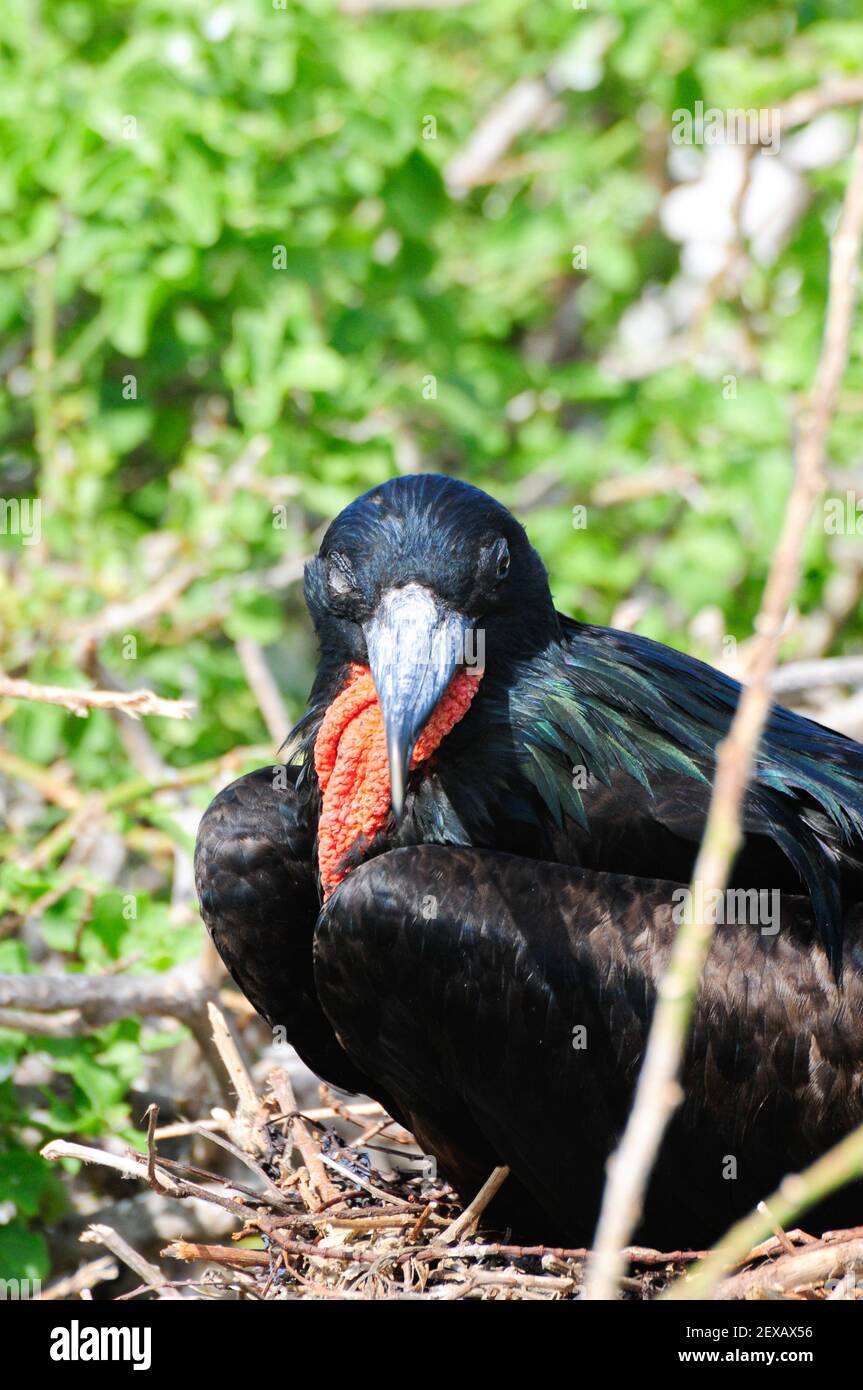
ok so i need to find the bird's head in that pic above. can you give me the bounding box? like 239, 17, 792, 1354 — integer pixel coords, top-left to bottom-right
304, 474, 558, 819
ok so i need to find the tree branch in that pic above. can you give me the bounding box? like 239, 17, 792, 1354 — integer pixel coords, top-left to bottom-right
585, 113, 863, 1301
0, 674, 194, 720
0, 971, 227, 1090
770, 655, 863, 695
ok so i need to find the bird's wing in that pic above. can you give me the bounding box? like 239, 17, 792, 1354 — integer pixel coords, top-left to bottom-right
504, 618, 863, 965
194, 766, 370, 1094
315, 844, 863, 1245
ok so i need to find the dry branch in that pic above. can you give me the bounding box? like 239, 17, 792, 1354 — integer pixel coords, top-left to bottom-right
769, 655, 863, 694
585, 112, 863, 1301
711, 1237, 863, 1301
0, 969, 227, 1085
42, 1139, 184, 1194
41, 1137, 264, 1224
206, 1002, 267, 1155
780, 80, 863, 131
0, 970, 209, 1023
269, 1067, 339, 1207
0, 673, 194, 720
190, 1124, 294, 1212
437, 1165, 510, 1245
162, 1240, 268, 1269
0, 1008, 88, 1037
0, 747, 80, 808
35, 1256, 119, 1301
80, 1223, 178, 1296
235, 638, 290, 745
69, 561, 203, 645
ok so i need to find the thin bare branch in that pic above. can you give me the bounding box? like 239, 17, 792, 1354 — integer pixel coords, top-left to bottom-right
0, 673, 194, 720
269, 1067, 340, 1208
35, 1256, 119, 1301
437, 1166, 510, 1245
69, 561, 203, 644
235, 638, 290, 746
711, 1237, 863, 1300
585, 113, 863, 1301
80, 1222, 177, 1295
162, 1240, 268, 1269
769, 654, 863, 694
206, 1002, 267, 1155
0, 970, 230, 1091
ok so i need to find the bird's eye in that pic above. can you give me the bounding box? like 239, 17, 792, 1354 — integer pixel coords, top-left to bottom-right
327, 555, 355, 597
494, 540, 511, 582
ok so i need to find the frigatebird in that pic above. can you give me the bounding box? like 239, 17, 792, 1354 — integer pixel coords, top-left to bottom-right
195, 475, 863, 1246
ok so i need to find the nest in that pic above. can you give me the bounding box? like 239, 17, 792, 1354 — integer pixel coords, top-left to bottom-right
40, 1005, 863, 1301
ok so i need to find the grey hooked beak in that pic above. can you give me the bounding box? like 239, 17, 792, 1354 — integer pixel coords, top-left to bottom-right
363, 584, 472, 820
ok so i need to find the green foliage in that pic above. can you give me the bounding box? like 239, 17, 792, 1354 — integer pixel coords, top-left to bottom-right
0, 0, 861, 1279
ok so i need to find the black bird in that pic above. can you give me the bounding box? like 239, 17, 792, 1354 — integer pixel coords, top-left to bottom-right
195, 475, 863, 1246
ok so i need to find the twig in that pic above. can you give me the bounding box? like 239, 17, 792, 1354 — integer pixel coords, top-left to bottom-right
153, 1117, 223, 1141
444, 24, 618, 196
710, 1237, 863, 1300
415, 1240, 704, 1266
144, 1104, 170, 1196
206, 1002, 266, 1155
585, 112, 863, 1301
758, 1199, 796, 1255
235, 638, 290, 746
0, 970, 208, 1021
41, 1138, 262, 1220
0, 970, 226, 1086
162, 1240, 269, 1270
0, 1008, 86, 1037
436, 1165, 510, 1245
779, 79, 863, 131
591, 465, 701, 508
0, 673, 194, 720
325, 1211, 447, 1232
12, 742, 270, 873
769, 655, 863, 694
268, 1232, 385, 1266
69, 561, 203, 645
431, 1267, 576, 1293
605, 81, 863, 384
80, 1223, 178, 1296
690, 143, 758, 346
269, 1068, 339, 1208
42, 1139, 185, 1193
0, 747, 80, 808
35, 1256, 119, 1300
306, 1100, 385, 1124
190, 1124, 295, 1212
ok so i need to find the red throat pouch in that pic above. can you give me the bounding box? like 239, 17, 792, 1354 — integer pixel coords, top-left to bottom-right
314, 663, 481, 899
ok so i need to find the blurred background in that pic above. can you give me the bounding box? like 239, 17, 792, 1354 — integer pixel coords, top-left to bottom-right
1, 0, 862, 1287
